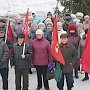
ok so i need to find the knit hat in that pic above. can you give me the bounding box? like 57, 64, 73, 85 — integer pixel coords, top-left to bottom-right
68, 23, 77, 31
46, 22, 53, 26
47, 12, 52, 16
36, 29, 44, 35
84, 15, 90, 19
44, 18, 52, 25
76, 23, 83, 28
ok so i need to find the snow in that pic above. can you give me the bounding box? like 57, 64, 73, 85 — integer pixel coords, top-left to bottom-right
0, 68, 90, 90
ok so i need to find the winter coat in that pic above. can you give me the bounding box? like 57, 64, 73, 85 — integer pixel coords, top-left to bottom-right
43, 29, 52, 44
28, 31, 36, 44
31, 38, 52, 66
68, 34, 80, 49
59, 43, 78, 73
11, 43, 32, 68
83, 20, 90, 31
11, 22, 23, 42
68, 34, 80, 68
33, 16, 42, 24
0, 39, 9, 68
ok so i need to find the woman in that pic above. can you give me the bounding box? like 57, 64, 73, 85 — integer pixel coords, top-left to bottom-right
31, 29, 52, 90
68, 23, 80, 79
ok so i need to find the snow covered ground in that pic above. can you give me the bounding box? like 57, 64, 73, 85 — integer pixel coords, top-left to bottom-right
0, 68, 90, 90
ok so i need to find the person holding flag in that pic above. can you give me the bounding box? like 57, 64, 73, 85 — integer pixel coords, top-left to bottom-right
81, 26, 90, 80
0, 18, 13, 90
10, 33, 32, 90
51, 16, 78, 90
0, 26, 9, 90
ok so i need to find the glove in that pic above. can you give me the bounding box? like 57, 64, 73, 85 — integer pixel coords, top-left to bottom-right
48, 63, 55, 70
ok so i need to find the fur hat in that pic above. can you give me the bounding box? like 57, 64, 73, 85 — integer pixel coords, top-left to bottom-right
76, 12, 84, 17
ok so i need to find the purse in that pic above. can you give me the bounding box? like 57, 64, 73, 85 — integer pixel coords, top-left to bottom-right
46, 68, 54, 80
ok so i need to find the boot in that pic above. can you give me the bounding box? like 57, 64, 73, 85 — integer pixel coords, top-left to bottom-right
82, 72, 89, 81
29, 68, 32, 74
67, 87, 72, 90
59, 87, 63, 90
74, 68, 79, 79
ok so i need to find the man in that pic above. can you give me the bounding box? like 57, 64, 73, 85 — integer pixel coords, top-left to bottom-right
11, 33, 32, 90
32, 12, 42, 24
0, 28, 9, 90
57, 32, 78, 90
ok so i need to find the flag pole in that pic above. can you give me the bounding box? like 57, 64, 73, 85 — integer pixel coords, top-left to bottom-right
5, 17, 9, 43
22, 43, 26, 55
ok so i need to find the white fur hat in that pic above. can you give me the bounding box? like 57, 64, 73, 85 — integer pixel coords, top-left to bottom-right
76, 12, 84, 17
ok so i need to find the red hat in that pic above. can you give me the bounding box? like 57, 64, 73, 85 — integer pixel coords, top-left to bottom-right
68, 23, 77, 31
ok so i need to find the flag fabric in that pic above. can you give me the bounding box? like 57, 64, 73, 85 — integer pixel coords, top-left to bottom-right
5, 17, 13, 43
81, 26, 90, 73
22, 8, 29, 43
51, 15, 65, 65
7, 19, 13, 42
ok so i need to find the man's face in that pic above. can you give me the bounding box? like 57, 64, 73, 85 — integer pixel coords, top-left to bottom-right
32, 13, 36, 18
36, 34, 43, 39
61, 38, 68, 44
28, 18, 33, 24
0, 32, 4, 38
18, 38, 24, 44
16, 18, 21, 23
47, 15, 52, 19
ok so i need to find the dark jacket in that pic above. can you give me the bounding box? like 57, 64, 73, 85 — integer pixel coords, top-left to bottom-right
11, 43, 32, 68
43, 29, 52, 44
31, 38, 52, 66
28, 31, 36, 44
0, 39, 9, 68
59, 43, 78, 73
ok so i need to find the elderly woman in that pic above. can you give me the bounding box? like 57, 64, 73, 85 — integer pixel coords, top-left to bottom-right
38, 23, 52, 44
31, 29, 52, 90
11, 15, 23, 42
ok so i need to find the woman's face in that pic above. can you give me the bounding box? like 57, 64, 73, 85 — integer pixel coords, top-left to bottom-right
31, 25, 38, 31
36, 34, 43, 39
38, 25, 45, 30
46, 24, 53, 31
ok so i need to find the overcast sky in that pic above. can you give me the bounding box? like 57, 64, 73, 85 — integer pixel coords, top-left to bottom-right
0, 0, 59, 15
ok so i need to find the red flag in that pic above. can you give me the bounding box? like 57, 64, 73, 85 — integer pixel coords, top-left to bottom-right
22, 8, 29, 43
7, 20, 13, 41
51, 15, 65, 65
81, 26, 90, 73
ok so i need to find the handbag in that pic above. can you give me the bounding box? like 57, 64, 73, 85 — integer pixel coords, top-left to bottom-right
54, 62, 62, 82
46, 68, 54, 80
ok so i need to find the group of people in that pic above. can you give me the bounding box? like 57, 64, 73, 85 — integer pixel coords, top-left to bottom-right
0, 11, 90, 90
